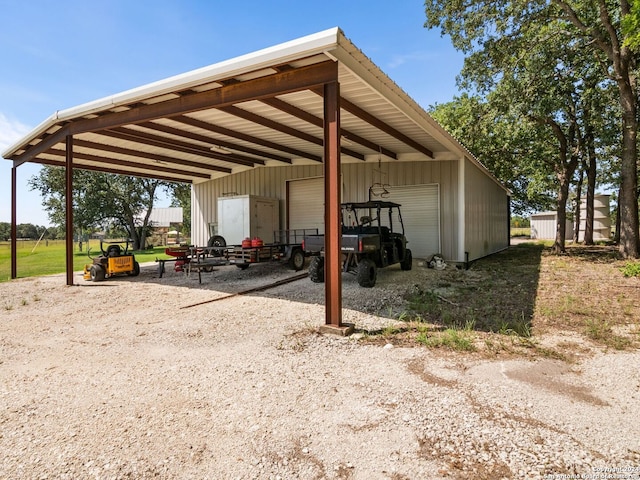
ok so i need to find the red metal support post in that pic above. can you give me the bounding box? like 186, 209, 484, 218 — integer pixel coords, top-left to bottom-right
10, 165, 17, 279
65, 136, 74, 286
323, 80, 342, 327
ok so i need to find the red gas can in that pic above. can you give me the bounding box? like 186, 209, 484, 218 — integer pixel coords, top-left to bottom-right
251, 237, 263, 248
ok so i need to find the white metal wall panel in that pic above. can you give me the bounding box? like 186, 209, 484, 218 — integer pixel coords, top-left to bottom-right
287, 177, 325, 233
464, 158, 509, 260
191, 161, 465, 261
382, 184, 440, 258
577, 194, 611, 241
530, 213, 572, 240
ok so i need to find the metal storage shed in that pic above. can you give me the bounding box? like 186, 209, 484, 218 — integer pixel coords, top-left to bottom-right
530, 212, 573, 240
2, 27, 509, 330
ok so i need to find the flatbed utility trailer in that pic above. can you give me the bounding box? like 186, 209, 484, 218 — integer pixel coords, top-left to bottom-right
226, 229, 317, 271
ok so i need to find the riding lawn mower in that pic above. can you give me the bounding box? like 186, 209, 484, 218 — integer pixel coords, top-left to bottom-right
83, 239, 140, 281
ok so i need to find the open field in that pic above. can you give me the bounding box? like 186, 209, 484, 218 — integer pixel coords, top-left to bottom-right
0, 240, 169, 282
1, 242, 639, 479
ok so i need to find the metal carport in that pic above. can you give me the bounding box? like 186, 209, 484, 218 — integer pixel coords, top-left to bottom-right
2, 27, 500, 331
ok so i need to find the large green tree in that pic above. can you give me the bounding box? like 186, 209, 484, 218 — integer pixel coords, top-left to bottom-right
29, 166, 179, 250
169, 182, 192, 235
425, 0, 639, 257
429, 94, 556, 215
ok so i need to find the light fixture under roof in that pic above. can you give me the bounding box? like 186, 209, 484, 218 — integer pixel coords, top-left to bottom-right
210, 145, 232, 154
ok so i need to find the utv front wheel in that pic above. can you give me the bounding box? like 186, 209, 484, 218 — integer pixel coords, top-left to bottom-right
309, 256, 324, 283
400, 249, 413, 271
356, 258, 377, 288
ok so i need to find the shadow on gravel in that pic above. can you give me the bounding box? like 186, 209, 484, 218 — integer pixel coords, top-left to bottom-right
107, 243, 546, 336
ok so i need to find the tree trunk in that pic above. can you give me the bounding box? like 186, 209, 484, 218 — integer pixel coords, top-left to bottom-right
553, 171, 572, 254
583, 157, 597, 245
615, 191, 621, 244
613, 44, 639, 257
573, 168, 583, 243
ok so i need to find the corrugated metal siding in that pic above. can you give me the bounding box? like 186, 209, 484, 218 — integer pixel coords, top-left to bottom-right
288, 177, 325, 232
192, 160, 460, 260
383, 184, 440, 258
464, 158, 509, 261
530, 214, 557, 240
530, 212, 572, 240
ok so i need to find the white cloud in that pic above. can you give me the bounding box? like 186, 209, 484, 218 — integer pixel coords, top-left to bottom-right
0, 113, 31, 153
387, 51, 435, 69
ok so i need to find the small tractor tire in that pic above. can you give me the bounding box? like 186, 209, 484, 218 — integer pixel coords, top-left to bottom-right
90, 264, 105, 282
207, 235, 227, 256
288, 248, 305, 271
356, 258, 377, 288
128, 261, 141, 276
309, 256, 325, 283
400, 249, 413, 271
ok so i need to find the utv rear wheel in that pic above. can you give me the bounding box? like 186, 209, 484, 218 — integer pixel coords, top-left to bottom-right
90, 265, 105, 282
400, 249, 413, 271
309, 256, 324, 283
356, 258, 377, 288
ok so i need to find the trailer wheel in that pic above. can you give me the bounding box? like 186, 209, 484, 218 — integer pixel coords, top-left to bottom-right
90, 264, 105, 282
235, 263, 250, 270
207, 235, 227, 256
400, 249, 413, 271
309, 256, 324, 283
288, 248, 305, 271
356, 258, 377, 288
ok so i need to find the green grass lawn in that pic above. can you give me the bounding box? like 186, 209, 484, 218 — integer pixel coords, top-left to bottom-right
510, 227, 531, 237
0, 240, 169, 282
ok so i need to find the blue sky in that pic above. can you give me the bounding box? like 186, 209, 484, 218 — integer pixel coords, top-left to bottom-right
0, 0, 464, 226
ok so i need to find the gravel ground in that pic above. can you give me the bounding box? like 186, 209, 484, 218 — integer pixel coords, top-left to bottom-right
1, 258, 639, 480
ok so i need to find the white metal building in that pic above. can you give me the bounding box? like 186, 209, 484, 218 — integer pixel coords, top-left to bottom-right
3, 27, 510, 326
183, 29, 511, 264
577, 194, 611, 242
530, 211, 573, 240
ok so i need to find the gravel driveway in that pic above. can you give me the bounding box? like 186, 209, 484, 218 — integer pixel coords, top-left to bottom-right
1, 260, 639, 479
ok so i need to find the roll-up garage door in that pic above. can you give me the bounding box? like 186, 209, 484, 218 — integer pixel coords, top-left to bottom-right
383, 184, 440, 258
287, 177, 325, 233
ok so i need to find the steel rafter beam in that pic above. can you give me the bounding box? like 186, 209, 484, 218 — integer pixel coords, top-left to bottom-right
68, 61, 339, 136
131, 122, 267, 167
174, 115, 320, 162
260, 97, 397, 159
219, 105, 365, 161
98, 128, 273, 166
71, 139, 232, 173
36, 158, 193, 183
311, 88, 434, 158
45, 148, 214, 179
12, 61, 338, 166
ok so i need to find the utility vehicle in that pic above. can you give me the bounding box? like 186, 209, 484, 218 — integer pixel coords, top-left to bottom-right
302, 201, 412, 287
